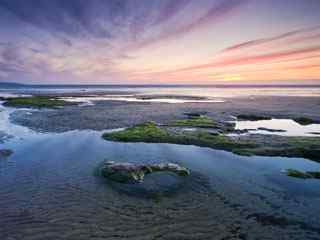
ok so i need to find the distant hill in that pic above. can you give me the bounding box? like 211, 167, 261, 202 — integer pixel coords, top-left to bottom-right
0, 82, 26, 88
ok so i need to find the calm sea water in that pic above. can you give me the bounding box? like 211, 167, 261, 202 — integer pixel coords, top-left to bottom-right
1, 85, 320, 98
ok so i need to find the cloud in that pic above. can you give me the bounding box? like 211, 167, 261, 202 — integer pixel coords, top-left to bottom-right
0, 0, 318, 83
0, 0, 114, 38
130, 26, 320, 82
127, 0, 248, 50
0, 0, 249, 82
0, 0, 247, 47
223, 26, 320, 53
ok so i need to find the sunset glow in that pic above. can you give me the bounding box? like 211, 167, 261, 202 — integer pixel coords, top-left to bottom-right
0, 0, 319, 84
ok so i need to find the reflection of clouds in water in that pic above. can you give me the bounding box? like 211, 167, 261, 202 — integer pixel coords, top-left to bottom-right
0, 93, 31, 98
0, 102, 37, 138
59, 96, 225, 105
0, 130, 13, 143
235, 119, 320, 137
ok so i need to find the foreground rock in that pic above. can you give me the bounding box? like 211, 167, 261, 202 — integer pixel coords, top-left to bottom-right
100, 161, 190, 183
0, 149, 13, 159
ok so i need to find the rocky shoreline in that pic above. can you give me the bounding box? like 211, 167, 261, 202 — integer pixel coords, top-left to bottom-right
8, 95, 320, 133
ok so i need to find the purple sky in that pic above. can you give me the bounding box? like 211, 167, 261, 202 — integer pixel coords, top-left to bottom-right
0, 0, 319, 84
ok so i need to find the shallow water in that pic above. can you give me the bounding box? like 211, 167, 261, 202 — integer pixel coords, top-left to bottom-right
59, 96, 225, 104
1, 106, 320, 239
2, 85, 320, 98
235, 119, 320, 136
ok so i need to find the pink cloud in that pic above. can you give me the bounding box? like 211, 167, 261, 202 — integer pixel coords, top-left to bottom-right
223, 26, 320, 53
127, 0, 248, 51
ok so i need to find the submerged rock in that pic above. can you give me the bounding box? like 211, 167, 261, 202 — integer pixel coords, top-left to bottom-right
100, 161, 190, 183
0, 149, 13, 159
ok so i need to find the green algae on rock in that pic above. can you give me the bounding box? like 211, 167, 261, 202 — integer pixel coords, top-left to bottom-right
99, 161, 190, 183
170, 116, 218, 128
102, 122, 256, 154
103, 122, 171, 143
285, 169, 320, 179
3, 96, 72, 108
293, 117, 319, 126
103, 122, 320, 162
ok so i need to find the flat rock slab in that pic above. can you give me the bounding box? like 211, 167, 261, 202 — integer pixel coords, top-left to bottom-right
100, 161, 190, 183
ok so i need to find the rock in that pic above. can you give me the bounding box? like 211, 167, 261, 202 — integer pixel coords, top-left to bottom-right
0, 149, 13, 159
284, 169, 320, 179
237, 114, 271, 121
183, 112, 207, 118
309, 132, 320, 135
232, 129, 249, 134
100, 161, 190, 183
257, 127, 286, 133
293, 117, 319, 126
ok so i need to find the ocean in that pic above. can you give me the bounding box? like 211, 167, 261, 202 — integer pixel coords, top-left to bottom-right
1, 84, 320, 98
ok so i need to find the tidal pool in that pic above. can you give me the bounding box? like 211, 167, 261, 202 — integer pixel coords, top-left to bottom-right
1, 105, 320, 239
235, 118, 320, 137
59, 95, 225, 105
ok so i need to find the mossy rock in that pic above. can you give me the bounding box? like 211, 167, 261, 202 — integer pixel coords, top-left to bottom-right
103, 122, 171, 143
170, 116, 218, 128
103, 122, 256, 154
293, 117, 318, 126
103, 121, 320, 162
285, 169, 320, 179
99, 161, 190, 183
306, 171, 320, 179
3, 96, 72, 108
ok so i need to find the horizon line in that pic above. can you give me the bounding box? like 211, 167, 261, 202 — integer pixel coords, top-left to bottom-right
1, 82, 320, 88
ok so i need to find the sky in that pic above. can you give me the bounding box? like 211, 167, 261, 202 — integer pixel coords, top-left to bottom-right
0, 0, 320, 85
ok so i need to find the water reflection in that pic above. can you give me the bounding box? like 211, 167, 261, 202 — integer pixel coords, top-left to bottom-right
235, 119, 320, 136
59, 95, 225, 105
